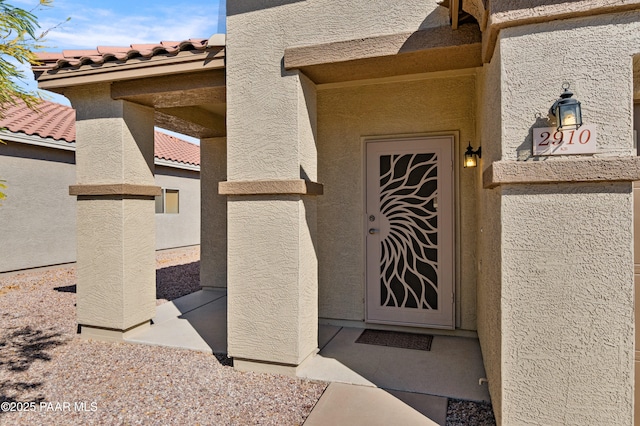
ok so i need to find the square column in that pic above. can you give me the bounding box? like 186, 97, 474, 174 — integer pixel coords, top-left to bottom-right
477, 14, 640, 424
225, 6, 321, 372
200, 137, 227, 289
66, 84, 158, 341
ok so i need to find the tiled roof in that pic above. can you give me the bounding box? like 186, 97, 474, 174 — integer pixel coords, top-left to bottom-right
0, 99, 75, 142
33, 38, 215, 72
154, 131, 200, 166
0, 99, 200, 166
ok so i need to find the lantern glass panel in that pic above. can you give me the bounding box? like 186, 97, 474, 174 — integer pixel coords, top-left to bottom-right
464, 153, 477, 168
557, 102, 582, 131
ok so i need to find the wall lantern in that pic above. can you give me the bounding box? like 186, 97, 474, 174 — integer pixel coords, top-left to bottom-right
549, 83, 582, 131
464, 142, 481, 168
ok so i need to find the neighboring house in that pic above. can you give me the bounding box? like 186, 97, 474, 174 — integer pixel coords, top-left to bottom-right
29, 2, 640, 424
0, 100, 200, 273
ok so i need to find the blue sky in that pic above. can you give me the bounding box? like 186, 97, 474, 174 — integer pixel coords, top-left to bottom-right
13, 0, 225, 142
19, 0, 224, 49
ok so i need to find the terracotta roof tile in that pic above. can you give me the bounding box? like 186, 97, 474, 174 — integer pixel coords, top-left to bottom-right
34, 38, 219, 72
0, 99, 75, 142
154, 131, 200, 166
0, 99, 200, 166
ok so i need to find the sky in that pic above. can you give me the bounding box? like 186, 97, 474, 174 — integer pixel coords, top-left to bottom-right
12, 0, 226, 143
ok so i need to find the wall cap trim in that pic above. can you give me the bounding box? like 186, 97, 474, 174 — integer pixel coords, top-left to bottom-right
69, 184, 161, 196
219, 179, 324, 196
483, 156, 640, 189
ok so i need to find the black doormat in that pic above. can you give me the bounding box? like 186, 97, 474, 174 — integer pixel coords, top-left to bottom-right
355, 329, 433, 351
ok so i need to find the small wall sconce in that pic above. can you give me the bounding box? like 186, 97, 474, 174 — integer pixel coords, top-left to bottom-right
549, 83, 582, 131
464, 142, 481, 168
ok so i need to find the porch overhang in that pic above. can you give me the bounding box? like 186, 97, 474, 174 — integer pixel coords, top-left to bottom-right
33, 36, 227, 139
283, 23, 482, 85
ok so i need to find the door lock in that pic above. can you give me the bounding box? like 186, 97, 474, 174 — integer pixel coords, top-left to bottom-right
368, 228, 379, 235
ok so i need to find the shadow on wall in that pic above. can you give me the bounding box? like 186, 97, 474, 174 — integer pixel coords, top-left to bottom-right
227, 0, 304, 15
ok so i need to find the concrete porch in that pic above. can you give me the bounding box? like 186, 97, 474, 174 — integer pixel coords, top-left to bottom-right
126, 289, 491, 425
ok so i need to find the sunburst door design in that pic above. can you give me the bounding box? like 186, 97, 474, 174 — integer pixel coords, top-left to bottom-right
366, 137, 454, 328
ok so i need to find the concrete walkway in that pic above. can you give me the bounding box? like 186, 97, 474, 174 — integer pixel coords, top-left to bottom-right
126, 290, 491, 425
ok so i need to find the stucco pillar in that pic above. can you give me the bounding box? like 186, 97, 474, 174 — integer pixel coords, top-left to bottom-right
66, 83, 157, 341
477, 14, 640, 425
200, 137, 227, 289
225, 9, 321, 373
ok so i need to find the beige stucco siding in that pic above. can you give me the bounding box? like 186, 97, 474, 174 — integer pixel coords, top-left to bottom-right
475, 41, 504, 423
0, 144, 200, 273
479, 11, 640, 424
0, 142, 76, 272
229, 1, 449, 49
226, 0, 453, 181
317, 73, 478, 329
500, 12, 639, 160
501, 183, 633, 425
154, 166, 200, 250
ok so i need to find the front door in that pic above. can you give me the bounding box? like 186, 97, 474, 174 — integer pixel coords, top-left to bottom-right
366, 136, 454, 328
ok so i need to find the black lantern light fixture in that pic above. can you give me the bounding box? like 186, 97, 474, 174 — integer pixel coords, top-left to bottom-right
549, 83, 582, 132
464, 142, 481, 168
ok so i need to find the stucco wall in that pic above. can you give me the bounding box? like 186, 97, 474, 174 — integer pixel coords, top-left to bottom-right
228, 1, 449, 49
480, 11, 640, 424
0, 141, 76, 273
501, 183, 633, 425
200, 137, 227, 288
226, 3, 481, 368
154, 165, 200, 250
226, 0, 452, 181
501, 12, 637, 160
0, 142, 200, 273
475, 42, 504, 423
317, 74, 478, 329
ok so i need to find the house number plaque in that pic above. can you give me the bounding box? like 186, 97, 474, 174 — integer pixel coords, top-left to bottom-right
533, 124, 597, 156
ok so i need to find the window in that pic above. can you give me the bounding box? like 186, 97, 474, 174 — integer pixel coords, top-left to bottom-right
155, 188, 179, 214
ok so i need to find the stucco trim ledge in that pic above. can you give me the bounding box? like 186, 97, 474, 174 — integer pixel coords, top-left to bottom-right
219, 180, 324, 196
69, 184, 162, 196
483, 157, 640, 189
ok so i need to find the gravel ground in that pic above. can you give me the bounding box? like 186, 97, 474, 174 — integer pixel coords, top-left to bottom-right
0, 246, 496, 425
0, 247, 326, 425
446, 399, 496, 425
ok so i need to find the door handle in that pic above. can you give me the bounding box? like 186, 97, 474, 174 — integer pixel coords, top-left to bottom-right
368, 228, 379, 235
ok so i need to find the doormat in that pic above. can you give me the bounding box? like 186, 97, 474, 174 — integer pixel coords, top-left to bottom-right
355, 329, 433, 351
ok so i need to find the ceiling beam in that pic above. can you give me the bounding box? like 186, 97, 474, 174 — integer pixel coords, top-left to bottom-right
155, 107, 226, 139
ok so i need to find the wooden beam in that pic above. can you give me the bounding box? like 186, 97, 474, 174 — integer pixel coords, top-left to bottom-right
155, 107, 226, 139
451, 0, 460, 29
112, 69, 224, 98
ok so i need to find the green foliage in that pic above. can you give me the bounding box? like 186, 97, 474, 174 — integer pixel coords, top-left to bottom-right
0, 0, 54, 114
0, 1, 67, 202
0, 0, 64, 200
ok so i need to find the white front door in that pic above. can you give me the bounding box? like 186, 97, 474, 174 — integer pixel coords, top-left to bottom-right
366, 137, 454, 328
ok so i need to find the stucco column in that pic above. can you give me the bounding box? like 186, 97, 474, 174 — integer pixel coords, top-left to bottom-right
66, 83, 158, 342
200, 137, 227, 289
477, 14, 640, 425
225, 9, 321, 373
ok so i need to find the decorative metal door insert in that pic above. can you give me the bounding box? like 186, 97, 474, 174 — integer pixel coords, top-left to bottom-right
379, 152, 439, 310
366, 137, 453, 328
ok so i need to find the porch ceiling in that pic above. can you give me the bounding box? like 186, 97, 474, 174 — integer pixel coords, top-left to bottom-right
283, 23, 482, 85
33, 37, 226, 139
111, 69, 226, 138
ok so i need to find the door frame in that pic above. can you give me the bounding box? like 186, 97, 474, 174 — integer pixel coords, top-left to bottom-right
361, 132, 461, 330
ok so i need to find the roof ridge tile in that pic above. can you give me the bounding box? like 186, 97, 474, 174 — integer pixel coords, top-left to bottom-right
34, 37, 217, 72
